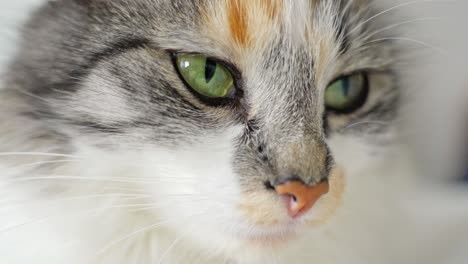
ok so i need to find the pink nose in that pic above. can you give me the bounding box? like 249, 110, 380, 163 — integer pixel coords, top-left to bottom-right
275, 181, 329, 218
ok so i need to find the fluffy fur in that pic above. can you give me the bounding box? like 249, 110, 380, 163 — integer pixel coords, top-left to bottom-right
0, 0, 467, 264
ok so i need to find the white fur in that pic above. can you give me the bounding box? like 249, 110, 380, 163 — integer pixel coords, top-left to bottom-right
0, 127, 459, 264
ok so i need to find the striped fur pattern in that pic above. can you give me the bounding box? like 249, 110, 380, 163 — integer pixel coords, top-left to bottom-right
0, 0, 409, 263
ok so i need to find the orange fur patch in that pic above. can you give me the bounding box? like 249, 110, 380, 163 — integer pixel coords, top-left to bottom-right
226, 0, 283, 47
260, 0, 283, 20
228, 0, 250, 46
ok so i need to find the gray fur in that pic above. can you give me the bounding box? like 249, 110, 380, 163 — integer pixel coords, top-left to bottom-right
1, 0, 398, 193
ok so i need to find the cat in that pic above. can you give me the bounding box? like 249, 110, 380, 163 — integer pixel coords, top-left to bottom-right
0, 0, 466, 264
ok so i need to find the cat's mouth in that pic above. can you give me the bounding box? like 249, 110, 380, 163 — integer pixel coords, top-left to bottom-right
238, 167, 346, 235
241, 225, 300, 246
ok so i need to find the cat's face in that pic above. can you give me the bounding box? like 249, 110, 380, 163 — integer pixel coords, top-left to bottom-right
12, 0, 398, 258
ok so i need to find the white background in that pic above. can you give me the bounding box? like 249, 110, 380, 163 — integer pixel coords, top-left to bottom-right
0, 0, 45, 72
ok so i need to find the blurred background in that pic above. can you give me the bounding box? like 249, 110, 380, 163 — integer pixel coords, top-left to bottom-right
400, 0, 468, 185
0, 1, 44, 73
384, 1, 468, 262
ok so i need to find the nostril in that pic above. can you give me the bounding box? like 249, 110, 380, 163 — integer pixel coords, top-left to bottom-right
275, 181, 329, 218
264, 181, 275, 191
257, 145, 264, 153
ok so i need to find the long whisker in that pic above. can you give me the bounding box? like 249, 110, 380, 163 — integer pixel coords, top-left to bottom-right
349, 0, 455, 35
347, 2, 371, 27
0, 193, 151, 212
0, 152, 81, 158
0, 193, 147, 207
340, 121, 389, 133
157, 228, 192, 264
348, 36, 443, 56
4, 172, 241, 187
12, 88, 55, 105
0, 192, 234, 216
364, 37, 444, 52
93, 211, 209, 257
0, 202, 207, 236
364, 17, 443, 40
125, 198, 224, 214
4, 176, 147, 185
100, 186, 147, 193
6, 159, 77, 170
342, 0, 355, 16
4, 175, 199, 185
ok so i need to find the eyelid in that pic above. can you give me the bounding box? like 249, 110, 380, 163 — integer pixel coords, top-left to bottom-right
325, 72, 370, 114
170, 51, 245, 107
169, 51, 242, 81
328, 70, 367, 85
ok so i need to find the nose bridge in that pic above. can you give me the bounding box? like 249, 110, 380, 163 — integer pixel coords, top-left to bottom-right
256, 92, 329, 186
273, 133, 330, 186
251, 43, 328, 186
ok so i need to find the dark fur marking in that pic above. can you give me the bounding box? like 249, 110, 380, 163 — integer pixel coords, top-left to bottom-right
74, 121, 124, 133
34, 37, 150, 96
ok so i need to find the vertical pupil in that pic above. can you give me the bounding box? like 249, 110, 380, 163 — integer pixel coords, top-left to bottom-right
342, 77, 351, 97
205, 58, 217, 83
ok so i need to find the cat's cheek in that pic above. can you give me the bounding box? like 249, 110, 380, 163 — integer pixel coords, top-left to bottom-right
303, 166, 346, 227
328, 134, 392, 175
132, 126, 246, 228
237, 191, 289, 226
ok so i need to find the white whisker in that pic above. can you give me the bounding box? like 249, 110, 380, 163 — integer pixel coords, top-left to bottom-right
0, 152, 80, 158
349, 0, 455, 35
365, 37, 443, 52
5, 175, 197, 185
126, 198, 219, 214
364, 17, 443, 40
342, 0, 356, 16
157, 229, 191, 264
0, 193, 151, 213
0, 203, 206, 236
6, 159, 77, 170
13, 88, 55, 104
93, 212, 208, 258
341, 121, 389, 133
348, 36, 444, 56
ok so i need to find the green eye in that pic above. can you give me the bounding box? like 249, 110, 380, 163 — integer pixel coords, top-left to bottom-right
175, 54, 235, 99
325, 73, 369, 113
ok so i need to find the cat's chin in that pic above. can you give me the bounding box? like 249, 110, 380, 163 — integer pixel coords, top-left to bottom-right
242, 228, 299, 247
219, 220, 306, 251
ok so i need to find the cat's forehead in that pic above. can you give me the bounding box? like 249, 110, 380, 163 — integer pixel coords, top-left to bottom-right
190, 0, 359, 85
202, 0, 285, 48
150, 0, 376, 76
199, 0, 345, 53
